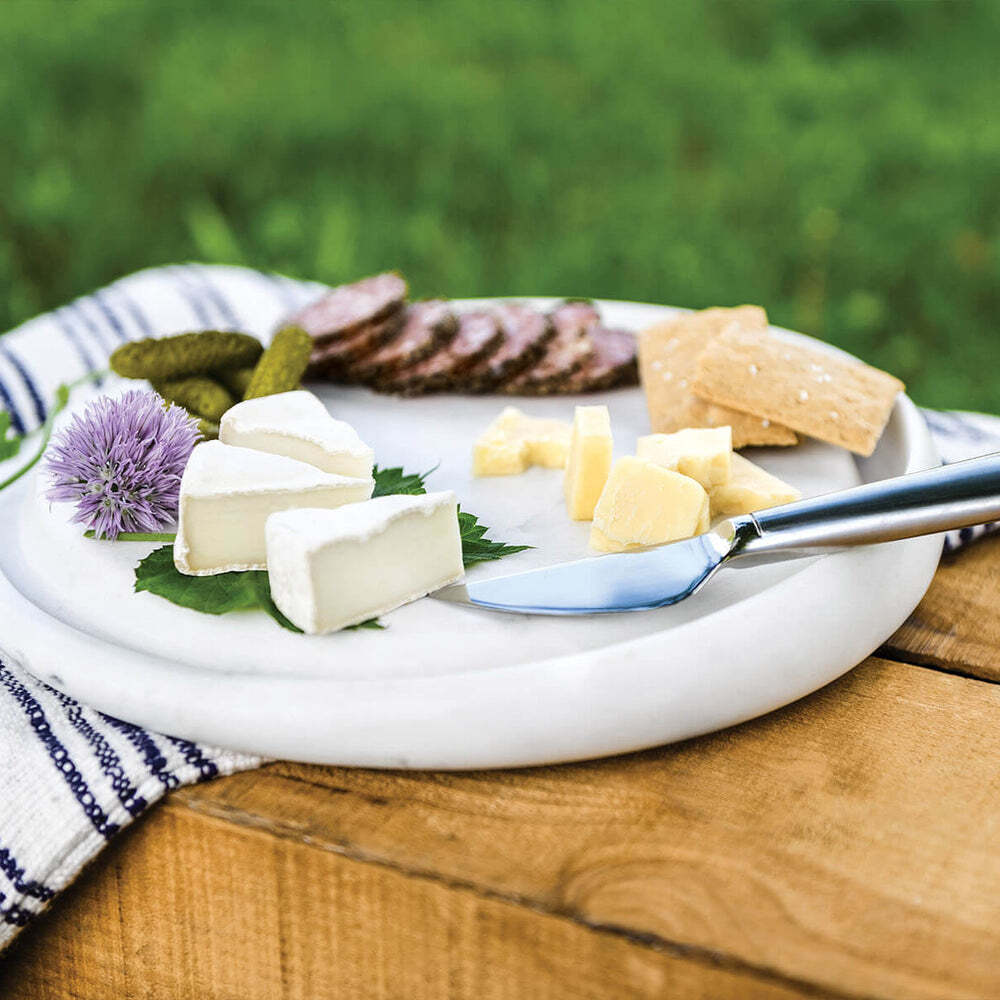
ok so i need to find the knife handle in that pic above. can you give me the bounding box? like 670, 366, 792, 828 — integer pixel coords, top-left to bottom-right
736, 452, 1000, 553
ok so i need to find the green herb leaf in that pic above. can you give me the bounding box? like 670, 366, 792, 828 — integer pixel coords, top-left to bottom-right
0, 411, 21, 463
348, 618, 385, 631
459, 509, 531, 567
371, 464, 429, 497
134, 545, 303, 633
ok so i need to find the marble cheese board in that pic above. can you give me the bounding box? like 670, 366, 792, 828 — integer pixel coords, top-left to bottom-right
0, 298, 942, 768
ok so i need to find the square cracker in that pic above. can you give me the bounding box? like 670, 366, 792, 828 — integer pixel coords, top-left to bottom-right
638, 306, 797, 448
693, 327, 904, 456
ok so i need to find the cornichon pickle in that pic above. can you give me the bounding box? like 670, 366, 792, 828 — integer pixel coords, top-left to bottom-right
216, 365, 255, 398
110, 331, 263, 380
243, 325, 312, 400
153, 376, 235, 424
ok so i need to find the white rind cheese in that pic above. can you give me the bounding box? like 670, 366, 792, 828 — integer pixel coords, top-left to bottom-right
219, 390, 374, 479
174, 441, 374, 576
266, 491, 465, 634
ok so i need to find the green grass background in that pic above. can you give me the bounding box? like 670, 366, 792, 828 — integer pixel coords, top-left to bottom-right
1, 1, 997, 408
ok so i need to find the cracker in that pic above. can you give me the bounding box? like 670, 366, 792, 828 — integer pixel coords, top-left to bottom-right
638, 307, 797, 448
693, 327, 904, 456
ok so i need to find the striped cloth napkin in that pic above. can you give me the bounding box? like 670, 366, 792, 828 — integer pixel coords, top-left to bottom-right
0, 264, 997, 952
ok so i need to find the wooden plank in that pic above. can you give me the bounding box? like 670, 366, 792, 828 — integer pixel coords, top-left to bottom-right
147, 657, 1000, 999
885, 535, 1000, 682
0, 806, 810, 1000
5, 655, 1000, 999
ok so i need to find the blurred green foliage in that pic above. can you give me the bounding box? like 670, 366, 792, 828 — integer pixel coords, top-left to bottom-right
1, 0, 997, 408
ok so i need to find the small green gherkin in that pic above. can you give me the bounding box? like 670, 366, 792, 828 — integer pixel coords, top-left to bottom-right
243, 325, 313, 400
110, 331, 263, 380
153, 376, 235, 423
216, 365, 255, 398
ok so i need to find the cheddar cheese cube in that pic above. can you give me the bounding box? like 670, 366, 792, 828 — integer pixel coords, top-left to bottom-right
564, 405, 613, 520
473, 407, 571, 476
636, 426, 732, 489
709, 453, 800, 518
590, 457, 708, 552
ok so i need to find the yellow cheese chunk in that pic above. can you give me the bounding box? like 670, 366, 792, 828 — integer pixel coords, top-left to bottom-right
709, 453, 801, 517
636, 426, 732, 489
589, 525, 646, 553
591, 456, 708, 551
563, 405, 613, 520
696, 494, 711, 534
473, 407, 572, 476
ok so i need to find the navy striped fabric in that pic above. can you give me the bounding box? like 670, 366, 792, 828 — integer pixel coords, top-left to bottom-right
0, 263, 997, 953
0, 264, 332, 952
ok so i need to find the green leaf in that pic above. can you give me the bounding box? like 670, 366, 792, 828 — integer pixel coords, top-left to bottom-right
134, 545, 303, 633
347, 618, 385, 631
459, 509, 531, 567
371, 463, 430, 497
0, 411, 21, 462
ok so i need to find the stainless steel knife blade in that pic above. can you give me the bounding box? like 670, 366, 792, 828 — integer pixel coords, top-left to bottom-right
434, 527, 735, 615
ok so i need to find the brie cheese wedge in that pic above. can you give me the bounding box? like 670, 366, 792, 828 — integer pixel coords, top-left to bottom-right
266, 492, 464, 634
219, 390, 374, 479
174, 441, 374, 576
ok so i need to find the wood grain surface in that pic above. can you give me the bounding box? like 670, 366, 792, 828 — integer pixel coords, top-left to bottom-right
4, 539, 1000, 1000
884, 534, 1000, 682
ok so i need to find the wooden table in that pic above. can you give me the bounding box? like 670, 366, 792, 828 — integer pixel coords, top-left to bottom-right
4, 538, 1000, 1000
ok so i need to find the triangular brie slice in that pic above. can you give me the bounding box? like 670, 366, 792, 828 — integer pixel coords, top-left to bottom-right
266, 492, 465, 634
174, 440, 373, 576
219, 390, 374, 479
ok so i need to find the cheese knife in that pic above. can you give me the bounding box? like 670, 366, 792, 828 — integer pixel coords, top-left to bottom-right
434, 453, 1000, 615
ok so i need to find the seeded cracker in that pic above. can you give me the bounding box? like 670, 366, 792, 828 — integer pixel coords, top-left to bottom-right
692, 327, 904, 456
638, 307, 797, 447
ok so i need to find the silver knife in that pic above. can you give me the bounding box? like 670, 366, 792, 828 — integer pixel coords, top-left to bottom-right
435, 452, 1000, 615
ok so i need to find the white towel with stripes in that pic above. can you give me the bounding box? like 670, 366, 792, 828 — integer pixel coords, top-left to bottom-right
0, 263, 998, 951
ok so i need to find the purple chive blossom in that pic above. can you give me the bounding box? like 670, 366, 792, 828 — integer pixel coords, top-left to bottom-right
46, 390, 201, 539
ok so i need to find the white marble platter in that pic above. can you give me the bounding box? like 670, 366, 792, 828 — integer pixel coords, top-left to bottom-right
0, 298, 941, 768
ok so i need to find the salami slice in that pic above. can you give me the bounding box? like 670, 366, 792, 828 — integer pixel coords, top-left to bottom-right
503, 300, 597, 394
378, 311, 503, 395
561, 326, 638, 393
548, 299, 601, 331
348, 300, 458, 383
463, 303, 555, 392
288, 272, 408, 344
305, 310, 404, 377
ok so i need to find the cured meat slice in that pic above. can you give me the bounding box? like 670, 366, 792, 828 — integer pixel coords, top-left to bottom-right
562, 326, 638, 393
288, 272, 408, 343
463, 303, 555, 392
548, 299, 601, 332
378, 311, 503, 395
305, 310, 404, 377
503, 299, 597, 394
348, 300, 458, 383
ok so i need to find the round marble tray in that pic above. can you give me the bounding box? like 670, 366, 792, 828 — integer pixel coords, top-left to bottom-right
0, 299, 942, 768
